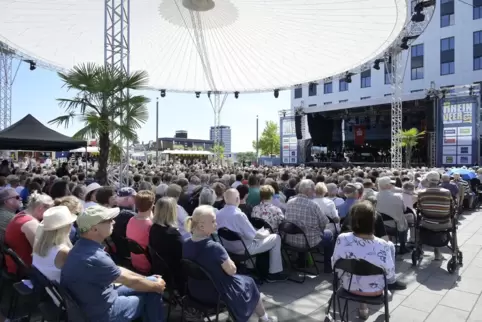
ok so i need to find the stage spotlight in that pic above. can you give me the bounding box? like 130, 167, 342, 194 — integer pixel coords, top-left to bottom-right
195, 92, 200, 98
234, 91, 239, 99
411, 3, 425, 22
400, 41, 409, 50
282, 111, 286, 117
160, 89, 166, 97
207, 91, 211, 98
469, 86, 474, 96
344, 73, 352, 83
26, 60, 36, 71
373, 59, 381, 70
274, 89, 279, 98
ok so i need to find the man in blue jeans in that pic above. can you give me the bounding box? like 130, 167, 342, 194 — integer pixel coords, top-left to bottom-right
61, 205, 165, 322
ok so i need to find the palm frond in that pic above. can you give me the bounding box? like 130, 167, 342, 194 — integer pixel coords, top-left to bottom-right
48, 112, 77, 128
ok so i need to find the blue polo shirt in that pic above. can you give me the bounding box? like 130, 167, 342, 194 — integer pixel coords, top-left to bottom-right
61, 238, 121, 321
337, 198, 357, 219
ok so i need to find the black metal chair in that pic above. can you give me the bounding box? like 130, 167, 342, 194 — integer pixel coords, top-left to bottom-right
277, 221, 322, 283
29, 266, 66, 322
327, 259, 390, 322
180, 259, 231, 322
126, 238, 151, 273
379, 213, 400, 249
249, 217, 274, 233
147, 245, 182, 321
216, 227, 264, 282
52, 281, 90, 322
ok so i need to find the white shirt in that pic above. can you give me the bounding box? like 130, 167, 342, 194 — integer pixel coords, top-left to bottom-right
332, 232, 395, 293
32, 246, 63, 283
177, 205, 191, 240
312, 197, 340, 234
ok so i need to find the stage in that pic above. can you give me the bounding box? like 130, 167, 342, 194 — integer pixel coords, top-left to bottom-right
305, 161, 427, 169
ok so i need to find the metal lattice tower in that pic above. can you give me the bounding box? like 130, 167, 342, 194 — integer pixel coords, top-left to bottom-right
105, 0, 130, 186
209, 93, 228, 148
0, 45, 13, 131
385, 51, 404, 169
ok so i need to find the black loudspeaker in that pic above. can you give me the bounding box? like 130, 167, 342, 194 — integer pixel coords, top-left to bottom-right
295, 115, 303, 140
426, 103, 435, 132
307, 113, 334, 147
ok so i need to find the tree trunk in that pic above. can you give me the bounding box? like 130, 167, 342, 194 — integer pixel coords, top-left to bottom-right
96, 130, 110, 185
406, 146, 412, 168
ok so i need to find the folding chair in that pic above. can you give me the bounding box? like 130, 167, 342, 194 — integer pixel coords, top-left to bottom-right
326, 259, 390, 322
249, 217, 274, 233
126, 238, 151, 274
180, 259, 232, 322
278, 221, 323, 283
29, 266, 66, 322
53, 281, 90, 322
147, 245, 182, 321
216, 227, 265, 282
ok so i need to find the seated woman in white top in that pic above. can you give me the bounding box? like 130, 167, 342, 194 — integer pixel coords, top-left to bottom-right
332, 201, 395, 320
32, 205, 77, 283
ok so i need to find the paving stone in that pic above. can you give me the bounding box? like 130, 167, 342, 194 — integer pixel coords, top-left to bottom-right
425, 305, 470, 322
439, 289, 479, 312
400, 289, 443, 313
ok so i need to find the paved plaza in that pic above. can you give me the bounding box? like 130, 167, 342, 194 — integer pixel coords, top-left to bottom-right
244, 209, 482, 322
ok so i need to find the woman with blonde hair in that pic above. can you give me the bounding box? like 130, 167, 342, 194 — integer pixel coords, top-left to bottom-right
182, 205, 276, 322
149, 197, 184, 292
32, 205, 77, 282
54, 196, 83, 243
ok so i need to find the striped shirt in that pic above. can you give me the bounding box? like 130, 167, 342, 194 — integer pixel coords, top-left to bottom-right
417, 187, 452, 221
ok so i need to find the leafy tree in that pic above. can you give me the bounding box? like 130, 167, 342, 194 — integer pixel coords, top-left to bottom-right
252, 121, 280, 157
49, 63, 150, 184
236, 152, 257, 164
212, 144, 225, 159
173, 144, 185, 150
399, 128, 425, 168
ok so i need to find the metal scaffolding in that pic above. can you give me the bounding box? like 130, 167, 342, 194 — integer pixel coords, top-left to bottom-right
0, 45, 13, 131
105, 0, 130, 185
209, 92, 228, 152
385, 51, 403, 169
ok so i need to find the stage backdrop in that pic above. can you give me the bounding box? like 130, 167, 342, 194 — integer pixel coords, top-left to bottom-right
438, 96, 479, 166
279, 116, 299, 164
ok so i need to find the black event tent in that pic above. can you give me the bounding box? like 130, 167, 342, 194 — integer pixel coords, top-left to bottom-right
0, 114, 87, 151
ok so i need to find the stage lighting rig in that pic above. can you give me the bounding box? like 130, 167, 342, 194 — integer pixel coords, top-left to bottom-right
195, 92, 200, 98
160, 89, 166, 97
412, 0, 435, 22
373, 59, 382, 70
274, 89, 279, 98
344, 73, 353, 83
207, 91, 211, 98
400, 36, 419, 50
234, 91, 239, 99
24, 60, 36, 71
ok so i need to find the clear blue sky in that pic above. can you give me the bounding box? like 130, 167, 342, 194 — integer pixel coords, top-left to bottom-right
11, 58, 290, 152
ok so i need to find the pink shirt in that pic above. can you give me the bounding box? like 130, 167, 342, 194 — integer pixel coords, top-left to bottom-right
126, 216, 153, 274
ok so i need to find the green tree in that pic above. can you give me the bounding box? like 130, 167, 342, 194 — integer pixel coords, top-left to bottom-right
252, 121, 280, 157
399, 128, 425, 168
236, 151, 257, 164
213, 144, 225, 159
49, 63, 150, 184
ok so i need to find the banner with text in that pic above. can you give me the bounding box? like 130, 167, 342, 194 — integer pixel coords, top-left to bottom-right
279, 116, 299, 164
353, 126, 366, 146
438, 96, 479, 166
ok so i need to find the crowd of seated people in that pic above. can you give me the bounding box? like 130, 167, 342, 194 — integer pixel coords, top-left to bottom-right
0, 160, 479, 321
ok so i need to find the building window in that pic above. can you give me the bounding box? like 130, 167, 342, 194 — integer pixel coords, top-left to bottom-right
475, 31, 482, 70
308, 83, 317, 96
339, 99, 348, 103
440, 37, 455, 75
361, 70, 371, 88
323, 101, 332, 105
360, 96, 371, 100
339, 79, 348, 92
474, 0, 482, 19
324, 82, 333, 94
294, 87, 302, 98
441, 14, 454, 27
410, 44, 424, 80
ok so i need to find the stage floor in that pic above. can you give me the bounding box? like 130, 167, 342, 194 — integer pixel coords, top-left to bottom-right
305, 161, 427, 168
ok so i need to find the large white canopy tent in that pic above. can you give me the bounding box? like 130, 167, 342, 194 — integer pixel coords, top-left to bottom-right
0, 0, 408, 93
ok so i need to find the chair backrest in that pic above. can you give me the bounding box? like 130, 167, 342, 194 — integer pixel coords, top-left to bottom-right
278, 221, 304, 235
53, 281, 90, 322
250, 217, 273, 232
334, 258, 385, 276
147, 246, 177, 290
30, 266, 64, 308
126, 238, 147, 255
217, 227, 242, 242
180, 258, 210, 281
3, 247, 29, 278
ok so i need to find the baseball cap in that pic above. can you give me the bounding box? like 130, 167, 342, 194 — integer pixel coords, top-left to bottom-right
117, 187, 136, 197
77, 205, 120, 233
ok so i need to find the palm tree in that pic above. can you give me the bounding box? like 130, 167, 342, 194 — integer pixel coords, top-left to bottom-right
399, 128, 425, 168
49, 63, 150, 184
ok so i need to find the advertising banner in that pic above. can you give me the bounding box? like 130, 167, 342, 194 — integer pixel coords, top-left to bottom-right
353, 126, 365, 146
279, 116, 298, 164
438, 96, 479, 166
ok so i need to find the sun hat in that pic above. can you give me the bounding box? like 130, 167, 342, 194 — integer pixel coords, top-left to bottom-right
39, 206, 77, 231
85, 182, 102, 196
77, 205, 120, 233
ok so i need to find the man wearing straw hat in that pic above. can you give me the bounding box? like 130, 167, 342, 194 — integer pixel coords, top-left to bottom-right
61, 205, 165, 321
